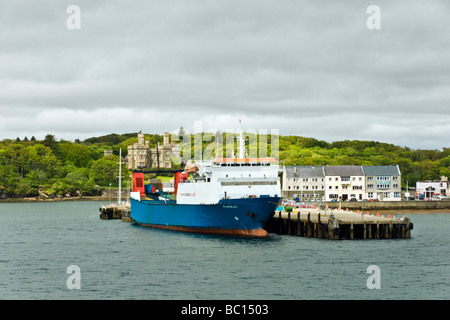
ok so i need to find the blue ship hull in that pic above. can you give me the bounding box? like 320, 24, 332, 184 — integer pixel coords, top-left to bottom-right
131, 196, 282, 237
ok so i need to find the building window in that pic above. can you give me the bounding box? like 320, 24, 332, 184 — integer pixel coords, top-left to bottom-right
368, 192, 373, 198
383, 192, 390, 198
394, 192, 401, 197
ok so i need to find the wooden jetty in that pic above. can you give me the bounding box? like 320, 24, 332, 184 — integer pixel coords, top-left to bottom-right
264, 208, 413, 240
99, 204, 133, 222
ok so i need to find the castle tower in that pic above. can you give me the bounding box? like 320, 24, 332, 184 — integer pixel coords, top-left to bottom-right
127, 132, 150, 169
163, 132, 170, 146
138, 132, 145, 145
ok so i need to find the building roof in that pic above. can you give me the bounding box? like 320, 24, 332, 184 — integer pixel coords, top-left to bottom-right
362, 165, 401, 176
285, 166, 324, 178
323, 166, 364, 176
214, 157, 277, 163
285, 165, 402, 177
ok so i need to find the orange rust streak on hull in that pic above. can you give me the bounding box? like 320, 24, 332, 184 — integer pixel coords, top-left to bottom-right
137, 223, 268, 238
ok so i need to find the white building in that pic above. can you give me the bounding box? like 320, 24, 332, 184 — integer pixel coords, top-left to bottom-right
416, 176, 449, 199
323, 166, 365, 202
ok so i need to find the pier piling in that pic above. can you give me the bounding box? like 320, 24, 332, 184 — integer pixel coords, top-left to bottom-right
265, 208, 413, 240
99, 204, 133, 222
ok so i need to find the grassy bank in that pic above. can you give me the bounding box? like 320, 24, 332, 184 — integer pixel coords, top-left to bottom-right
0, 195, 110, 203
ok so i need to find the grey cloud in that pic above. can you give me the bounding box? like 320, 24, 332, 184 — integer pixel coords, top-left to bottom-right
0, 0, 449, 149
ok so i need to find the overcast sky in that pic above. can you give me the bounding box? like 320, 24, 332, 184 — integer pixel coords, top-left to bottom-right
0, 0, 449, 149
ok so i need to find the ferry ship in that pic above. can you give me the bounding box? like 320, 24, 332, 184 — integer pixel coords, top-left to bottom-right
130, 130, 282, 237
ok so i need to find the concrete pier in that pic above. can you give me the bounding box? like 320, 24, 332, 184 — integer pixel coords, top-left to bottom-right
264, 208, 413, 240
99, 203, 133, 222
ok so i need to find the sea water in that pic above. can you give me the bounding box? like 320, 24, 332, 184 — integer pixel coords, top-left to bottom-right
0, 201, 449, 299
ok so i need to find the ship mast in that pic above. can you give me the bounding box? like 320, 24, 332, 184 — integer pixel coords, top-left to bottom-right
118, 148, 122, 204
237, 119, 245, 159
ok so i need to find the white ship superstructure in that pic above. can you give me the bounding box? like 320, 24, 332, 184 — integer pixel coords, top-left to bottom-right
176, 122, 281, 205
176, 157, 281, 205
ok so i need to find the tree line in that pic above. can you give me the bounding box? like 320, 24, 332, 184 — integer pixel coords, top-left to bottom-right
0, 133, 449, 199
279, 136, 450, 185
0, 134, 126, 198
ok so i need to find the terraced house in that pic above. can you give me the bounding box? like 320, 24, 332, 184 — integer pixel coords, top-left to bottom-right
282, 166, 325, 201
283, 165, 402, 202
323, 166, 365, 202
362, 165, 402, 201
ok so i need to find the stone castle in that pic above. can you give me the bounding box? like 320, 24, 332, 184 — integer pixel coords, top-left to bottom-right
127, 132, 180, 170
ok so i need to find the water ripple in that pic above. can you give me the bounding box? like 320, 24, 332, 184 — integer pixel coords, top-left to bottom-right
0, 201, 449, 299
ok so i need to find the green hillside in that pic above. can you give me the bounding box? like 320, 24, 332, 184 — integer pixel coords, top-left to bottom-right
0, 133, 448, 199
